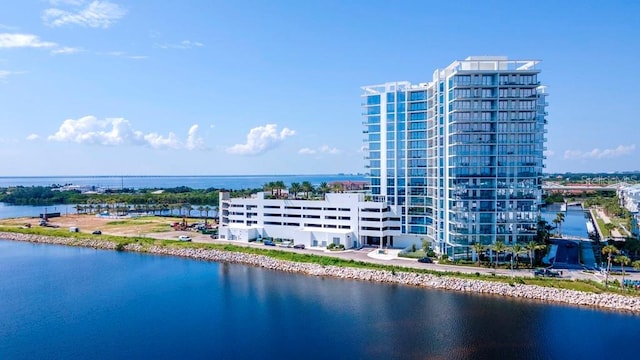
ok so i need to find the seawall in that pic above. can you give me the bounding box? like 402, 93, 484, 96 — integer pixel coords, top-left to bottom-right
2, 231, 640, 314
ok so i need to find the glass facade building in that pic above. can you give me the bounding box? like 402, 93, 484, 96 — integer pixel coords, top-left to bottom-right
362, 57, 547, 258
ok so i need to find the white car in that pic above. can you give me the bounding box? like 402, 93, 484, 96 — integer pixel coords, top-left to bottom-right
178, 235, 192, 242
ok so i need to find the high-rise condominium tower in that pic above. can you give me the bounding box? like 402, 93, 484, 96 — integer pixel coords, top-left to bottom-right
362, 56, 547, 258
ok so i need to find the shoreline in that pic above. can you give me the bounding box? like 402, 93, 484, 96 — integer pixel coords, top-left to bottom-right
2, 231, 640, 314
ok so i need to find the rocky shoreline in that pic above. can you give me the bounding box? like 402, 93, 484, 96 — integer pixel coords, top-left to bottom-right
3, 231, 640, 314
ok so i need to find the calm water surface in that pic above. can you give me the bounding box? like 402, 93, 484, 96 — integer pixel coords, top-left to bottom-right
0, 240, 638, 359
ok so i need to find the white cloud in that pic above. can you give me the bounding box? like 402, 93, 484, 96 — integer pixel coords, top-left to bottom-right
51, 46, 83, 54
563, 144, 636, 160
48, 0, 86, 5
0, 33, 57, 48
0, 69, 26, 81
298, 148, 316, 155
158, 40, 205, 50
47, 115, 203, 150
299, 145, 341, 155
102, 51, 147, 60
26, 134, 40, 141
544, 150, 555, 158
185, 124, 205, 150
319, 145, 341, 154
226, 124, 295, 155
43, 0, 126, 28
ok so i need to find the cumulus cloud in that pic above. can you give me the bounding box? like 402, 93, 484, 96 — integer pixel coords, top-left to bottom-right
157, 40, 204, 50
0, 33, 57, 48
47, 115, 203, 150
563, 144, 636, 160
185, 124, 205, 150
43, 0, 126, 28
298, 145, 341, 155
26, 134, 40, 141
226, 124, 295, 155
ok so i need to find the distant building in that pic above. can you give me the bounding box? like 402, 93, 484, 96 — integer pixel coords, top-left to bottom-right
362, 56, 547, 258
218, 191, 402, 249
618, 184, 640, 236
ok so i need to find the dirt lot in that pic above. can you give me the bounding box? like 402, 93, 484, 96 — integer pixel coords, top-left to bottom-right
0, 214, 217, 242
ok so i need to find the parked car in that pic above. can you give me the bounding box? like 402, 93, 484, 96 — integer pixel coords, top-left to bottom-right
92, 230, 102, 235
178, 235, 192, 242
263, 240, 276, 246
293, 244, 305, 249
418, 257, 433, 263
534, 268, 560, 277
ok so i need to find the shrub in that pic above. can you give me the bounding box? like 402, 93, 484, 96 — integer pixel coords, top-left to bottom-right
411, 244, 417, 252
115, 243, 125, 251
327, 243, 336, 250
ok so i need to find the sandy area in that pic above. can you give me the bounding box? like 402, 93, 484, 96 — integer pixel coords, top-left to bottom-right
0, 214, 217, 242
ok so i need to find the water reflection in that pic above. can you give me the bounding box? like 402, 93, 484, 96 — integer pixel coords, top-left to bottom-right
1, 240, 638, 360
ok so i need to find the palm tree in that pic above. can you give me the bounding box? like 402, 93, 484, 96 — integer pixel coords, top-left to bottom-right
633, 260, 640, 272
614, 255, 631, 288
263, 182, 276, 197
490, 241, 507, 268
318, 182, 330, 198
536, 219, 552, 244
472, 242, 485, 266
552, 218, 561, 237
331, 182, 345, 193
289, 182, 302, 199
274, 181, 287, 198
510, 243, 527, 270
197, 206, 205, 218
555, 212, 565, 237
301, 181, 314, 199
74, 204, 84, 215
601, 244, 619, 287
525, 241, 545, 268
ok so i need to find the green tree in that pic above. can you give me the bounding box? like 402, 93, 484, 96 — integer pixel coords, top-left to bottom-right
318, 182, 330, 198
289, 182, 302, 199
301, 181, 314, 199
614, 255, 631, 288
274, 181, 287, 198
422, 238, 430, 253
510, 243, 527, 270
472, 242, 485, 266
601, 244, 619, 287
263, 182, 276, 197
490, 241, 507, 268
553, 211, 565, 237
331, 182, 344, 193
536, 219, 552, 244
525, 241, 545, 268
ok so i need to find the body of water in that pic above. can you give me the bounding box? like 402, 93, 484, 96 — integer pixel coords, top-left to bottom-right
0, 174, 365, 191
542, 204, 590, 238
0, 239, 638, 359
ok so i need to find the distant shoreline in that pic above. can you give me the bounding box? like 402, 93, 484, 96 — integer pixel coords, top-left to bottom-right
2, 231, 640, 314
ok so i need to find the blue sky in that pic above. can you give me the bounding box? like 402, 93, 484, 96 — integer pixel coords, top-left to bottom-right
0, 0, 638, 176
